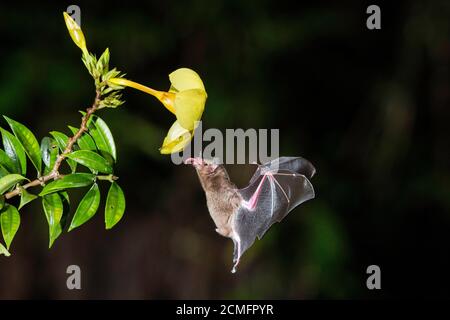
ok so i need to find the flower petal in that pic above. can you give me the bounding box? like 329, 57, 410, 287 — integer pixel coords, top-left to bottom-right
174, 89, 207, 131
160, 121, 192, 154
169, 68, 206, 92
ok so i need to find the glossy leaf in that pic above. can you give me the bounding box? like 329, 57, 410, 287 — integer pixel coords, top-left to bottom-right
0, 204, 20, 250
39, 173, 95, 196
68, 126, 97, 151
69, 183, 100, 231
4, 116, 42, 174
0, 174, 27, 195
1, 128, 26, 174
97, 48, 110, 75
0, 165, 9, 179
105, 182, 125, 229
41, 137, 59, 175
89, 116, 116, 162
0, 242, 10, 256
0, 149, 16, 173
60, 191, 70, 205
40, 137, 53, 168
47, 147, 58, 175
66, 150, 112, 174
49, 131, 69, 152
19, 188, 38, 209
49, 131, 77, 172
42, 193, 64, 248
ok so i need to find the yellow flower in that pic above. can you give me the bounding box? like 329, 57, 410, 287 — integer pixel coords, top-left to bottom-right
63, 12, 88, 54
108, 68, 207, 154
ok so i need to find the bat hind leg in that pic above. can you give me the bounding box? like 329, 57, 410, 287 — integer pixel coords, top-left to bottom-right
231, 232, 242, 274
215, 227, 231, 238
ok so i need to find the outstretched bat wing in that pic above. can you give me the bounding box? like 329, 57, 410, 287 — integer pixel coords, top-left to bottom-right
230, 158, 315, 272
248, 157, 316, 185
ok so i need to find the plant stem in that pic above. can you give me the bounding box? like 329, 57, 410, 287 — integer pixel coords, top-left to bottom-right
96, 174, 118, 182
4, 89, 102, 200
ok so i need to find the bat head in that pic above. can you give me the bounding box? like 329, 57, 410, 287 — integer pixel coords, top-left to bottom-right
185, 157, 233, 193
184, 157, 220, 176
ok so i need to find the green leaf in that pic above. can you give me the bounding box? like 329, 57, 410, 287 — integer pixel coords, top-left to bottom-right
82, 52, 98, 78
59, 191, 70, 232
60, 191, 70, 205
39, 173, 95, 196
40, 137, 53, 168
68, 126, 97, 151
49, 131, 69, 152
42, 193, 64, 248
66, 150, 112, 174
0, 165, 9, 179
1, 128, 26, 174
0, 149, 16, 173
89, 116, 116, 162
0, 204, 20, 250
0, 174, 27, 195
48, 146, 58, 169
49, 131, 77, 173
4, 116, 42, 174
69, 183, 100, 231
0, 242, 10, 256
0, 196, 4, 210
99, 92, 124, 109
102, 68, 122, 82
19, 188, 38, 209
96, 48, 110, 75
41, 137, 58, 175
105, 182, 125, 229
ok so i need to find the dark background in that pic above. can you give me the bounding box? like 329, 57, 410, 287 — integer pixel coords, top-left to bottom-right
0, 0, 449, 299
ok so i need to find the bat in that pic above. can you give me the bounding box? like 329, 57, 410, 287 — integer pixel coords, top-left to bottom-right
185, 156, 316, 273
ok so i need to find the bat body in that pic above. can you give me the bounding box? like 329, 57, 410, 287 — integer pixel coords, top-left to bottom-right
185, 157, 316, 273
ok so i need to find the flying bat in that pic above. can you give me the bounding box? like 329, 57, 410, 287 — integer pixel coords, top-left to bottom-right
185, 156, 316, 273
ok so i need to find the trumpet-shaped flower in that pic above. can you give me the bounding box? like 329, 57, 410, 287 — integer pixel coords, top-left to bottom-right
108, 68, 207, 154
63, 12, 88, 54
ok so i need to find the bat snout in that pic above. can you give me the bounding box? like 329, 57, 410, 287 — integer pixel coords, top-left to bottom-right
184, 157, 205, 168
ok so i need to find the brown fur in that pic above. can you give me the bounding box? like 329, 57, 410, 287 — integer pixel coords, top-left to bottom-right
195, 163, 242, 238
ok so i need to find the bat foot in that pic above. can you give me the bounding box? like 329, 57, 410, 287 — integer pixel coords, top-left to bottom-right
231, 258, 240, 273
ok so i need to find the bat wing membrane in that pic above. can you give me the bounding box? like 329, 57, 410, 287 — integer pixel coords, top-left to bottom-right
230, 159, 315, 272
248, 156, 316, 185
